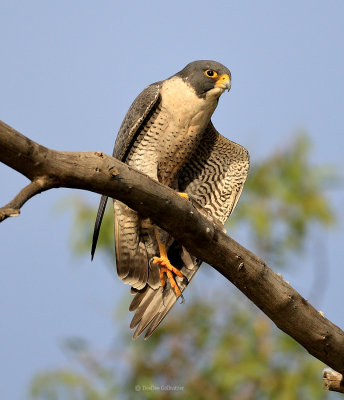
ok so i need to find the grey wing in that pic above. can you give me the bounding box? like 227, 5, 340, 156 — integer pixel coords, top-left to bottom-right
112, 83, 161, 160
179, 121, 250, 223
129, 121, 250, 339
91, 83, 161, 259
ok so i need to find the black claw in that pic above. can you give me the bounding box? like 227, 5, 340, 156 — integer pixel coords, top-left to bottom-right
182, 276, 189, 285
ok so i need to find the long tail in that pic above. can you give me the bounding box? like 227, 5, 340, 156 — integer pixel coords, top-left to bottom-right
129, 244, 201, 339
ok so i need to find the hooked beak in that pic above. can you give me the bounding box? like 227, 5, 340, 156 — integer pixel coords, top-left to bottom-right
215, 73, 231, 91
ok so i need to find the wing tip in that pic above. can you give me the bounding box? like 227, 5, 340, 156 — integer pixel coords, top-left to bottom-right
91, 195, 109, 260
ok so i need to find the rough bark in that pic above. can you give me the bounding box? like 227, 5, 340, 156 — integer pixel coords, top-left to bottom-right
1, 120, 344, 388
323, 369, 344, 393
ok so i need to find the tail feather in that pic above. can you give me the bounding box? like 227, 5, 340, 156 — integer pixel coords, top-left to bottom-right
114, 200, 149, 290
130, 245, 201, 339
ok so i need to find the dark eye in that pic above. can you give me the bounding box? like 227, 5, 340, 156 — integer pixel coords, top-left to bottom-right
205, 69, 218, 78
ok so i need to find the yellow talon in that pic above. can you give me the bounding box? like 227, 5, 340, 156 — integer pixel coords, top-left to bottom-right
153, 255, 183, 277
153, 229, 184, 297
153, 255, 183, 297
178, 192, 189, 200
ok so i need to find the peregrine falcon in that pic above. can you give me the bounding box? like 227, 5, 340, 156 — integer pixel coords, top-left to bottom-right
92, 60, 249, 339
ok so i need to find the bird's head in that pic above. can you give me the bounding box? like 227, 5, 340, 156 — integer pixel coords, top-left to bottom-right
176, 60, 231, 99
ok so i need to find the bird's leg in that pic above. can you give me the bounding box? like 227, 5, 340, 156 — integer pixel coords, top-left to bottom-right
152, 192, 189, 297
153, 228, 184, 297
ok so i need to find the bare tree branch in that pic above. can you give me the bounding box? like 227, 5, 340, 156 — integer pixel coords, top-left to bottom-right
0, 178, 55, 222
323, 369, 344, 393
1, 120, 344, 389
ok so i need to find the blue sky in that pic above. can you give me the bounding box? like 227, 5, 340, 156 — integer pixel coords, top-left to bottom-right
1, 1, 344, 399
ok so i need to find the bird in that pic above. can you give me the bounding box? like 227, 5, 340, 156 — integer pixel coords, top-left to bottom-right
91, 60, 249, 339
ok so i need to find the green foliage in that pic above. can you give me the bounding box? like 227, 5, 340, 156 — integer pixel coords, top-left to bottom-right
30, 291, 327, 400
124, 294, 327, 400
31, 370, 108, 400
30, 339, 119, 400
31, 134, 337, 399
232, 134, 336, 264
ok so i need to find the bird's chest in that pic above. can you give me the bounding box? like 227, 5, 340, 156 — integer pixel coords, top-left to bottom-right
156, 79, 217, 185
126, 78, 217, 186
159, 77, 216, 139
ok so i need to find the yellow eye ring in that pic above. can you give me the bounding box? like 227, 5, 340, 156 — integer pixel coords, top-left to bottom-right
204, 69, 218, 78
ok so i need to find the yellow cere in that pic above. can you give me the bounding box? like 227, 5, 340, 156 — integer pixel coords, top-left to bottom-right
215, 74, 230, 89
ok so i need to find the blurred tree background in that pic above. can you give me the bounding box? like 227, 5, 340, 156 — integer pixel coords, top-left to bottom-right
30, 134, 338, 400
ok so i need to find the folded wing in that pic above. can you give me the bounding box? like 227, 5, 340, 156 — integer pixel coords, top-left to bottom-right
91, 83, 161, 259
